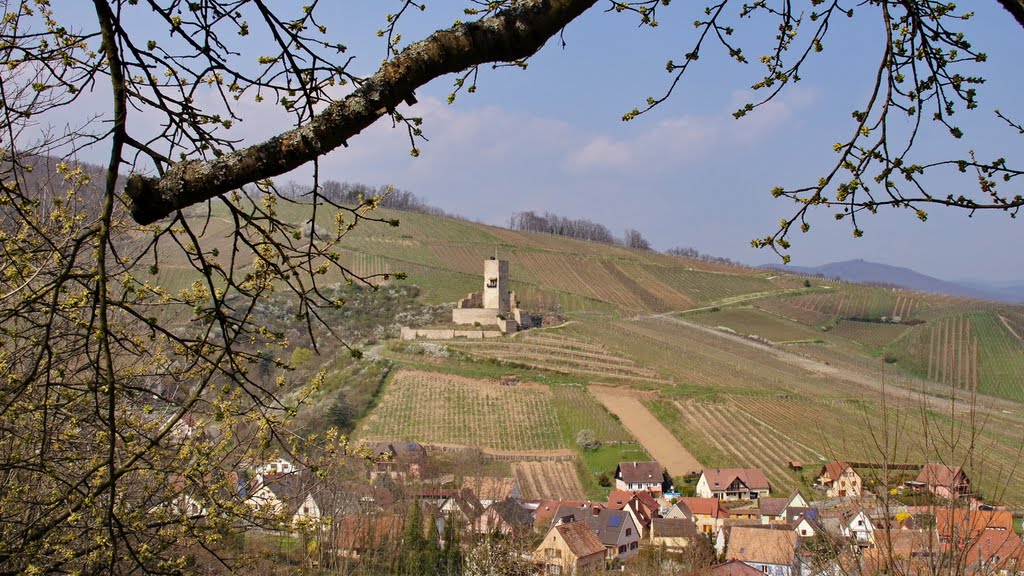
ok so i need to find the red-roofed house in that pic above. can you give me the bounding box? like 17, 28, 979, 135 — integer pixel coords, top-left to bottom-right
817, 461, 862, 498
696, 468, 771, 501
914, 464, 970, 500
667, 497, 730, 535
607, 490, 659, 536
965, 528, 1024, 573
936, 508, 1014, 545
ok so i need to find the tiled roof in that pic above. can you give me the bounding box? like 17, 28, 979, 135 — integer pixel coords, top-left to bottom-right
556, 521, 605, 558
616, 461, 664, 484
677, 497, 728, 518
335, 515, 402, 550
936, 508, 1014, 541
757, 497, 789, 517
916, 463, 966, 488
726, 527, 798, 566
820, 461, 852, 482
702, 468, 770, 491
652, 517, 699, 538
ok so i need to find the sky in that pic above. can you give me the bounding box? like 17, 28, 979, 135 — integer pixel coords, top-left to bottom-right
51, 1, 1024, 283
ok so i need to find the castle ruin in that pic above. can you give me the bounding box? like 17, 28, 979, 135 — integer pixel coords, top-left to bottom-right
451, 257, 536, 334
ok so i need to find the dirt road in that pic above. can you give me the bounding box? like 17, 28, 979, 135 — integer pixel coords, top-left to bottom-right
590, 386, 702, 478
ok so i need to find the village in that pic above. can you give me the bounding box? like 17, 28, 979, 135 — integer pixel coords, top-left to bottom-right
198, 443, 1022, 575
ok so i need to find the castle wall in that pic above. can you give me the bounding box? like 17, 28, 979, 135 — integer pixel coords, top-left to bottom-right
400, 327, 504, 340
452, 308, 504, 325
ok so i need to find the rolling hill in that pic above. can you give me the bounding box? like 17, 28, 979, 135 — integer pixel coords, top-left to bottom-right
156, 201, 1024, 505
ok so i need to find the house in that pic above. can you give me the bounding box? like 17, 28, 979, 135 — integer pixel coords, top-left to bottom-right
369, 441, 426, 481
650, 517, 700, 550
335, 515, 402, 559
723, 526, 800, 576
614, 461, 668, 493
667, 497, 729, 535
913, 463, 971, 500
462, 476, 521, 506
535, 520, 606, 575
696, 468, 771, 501
863, 529, 939, 575
245, 472, 306, 517
936, 508, 1014, 545
787, 508, 821, 539
554, 506, 641, 561
532, 500, 602, 532
839, 510, 875, 547
606, 490, 659, 537
439, 488, 485, 527
257, 456, 297, 475
759, 492, 810, 525
473, 497, 534, 536
964, 528, 1024, 573
817, 462, 862, 498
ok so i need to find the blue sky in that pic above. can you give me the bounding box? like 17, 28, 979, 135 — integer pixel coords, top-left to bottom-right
57, 1, 1024, 283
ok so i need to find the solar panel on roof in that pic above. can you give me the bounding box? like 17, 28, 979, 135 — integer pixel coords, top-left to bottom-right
608, 516, 622, 528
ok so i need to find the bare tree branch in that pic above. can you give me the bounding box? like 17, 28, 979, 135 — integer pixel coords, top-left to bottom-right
125, 0, 597, 225
996, 0, 1024, 29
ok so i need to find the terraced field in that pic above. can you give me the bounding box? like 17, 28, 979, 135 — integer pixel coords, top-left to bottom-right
445, 332, 670, 385
512, 461, 587, 500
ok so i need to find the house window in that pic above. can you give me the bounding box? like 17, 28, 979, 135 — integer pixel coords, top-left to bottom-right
487, 278, 497, 288
546, 548, 561, 558
619, 545, 627, 554
630, 541, 639, 550
801, 529, 808, 536
857, 520, 864, 527
761, 566, 769, 574
626, 528, 632, 536
548, 565, 561, 575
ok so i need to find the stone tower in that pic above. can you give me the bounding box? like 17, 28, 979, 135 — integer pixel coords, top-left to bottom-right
482, 257, 510, 312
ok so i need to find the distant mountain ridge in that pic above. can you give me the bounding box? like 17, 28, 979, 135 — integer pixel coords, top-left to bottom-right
762, 259, 1023, 303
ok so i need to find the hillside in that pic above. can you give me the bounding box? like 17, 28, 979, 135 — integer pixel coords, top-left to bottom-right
763, 258, 1024, 303
158, 202, 1024, 505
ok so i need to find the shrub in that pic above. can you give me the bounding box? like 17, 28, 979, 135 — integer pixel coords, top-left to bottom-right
575, 429, 601, 451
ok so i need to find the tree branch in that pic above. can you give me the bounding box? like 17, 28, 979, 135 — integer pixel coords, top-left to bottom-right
125, 0, 597, 224
996, 0, 1024, 30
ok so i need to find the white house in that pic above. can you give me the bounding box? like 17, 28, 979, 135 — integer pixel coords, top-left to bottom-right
696, 468, 771, 500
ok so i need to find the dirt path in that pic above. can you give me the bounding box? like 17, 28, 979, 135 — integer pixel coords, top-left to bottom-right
999, 315, 1024, 345
590, 386, 702, 477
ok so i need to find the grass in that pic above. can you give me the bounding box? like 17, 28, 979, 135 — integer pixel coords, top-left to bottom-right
581, 444, 650, 478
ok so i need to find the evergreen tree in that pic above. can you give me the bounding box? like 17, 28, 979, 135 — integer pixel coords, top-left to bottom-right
440, 513, 464, 576
400, 501, 425, 576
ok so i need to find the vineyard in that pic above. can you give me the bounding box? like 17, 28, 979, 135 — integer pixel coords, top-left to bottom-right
892, 310, 1024, 402
683, 307, 822, 343
550, 386, 634, 444
674, 399, 820, 494
512, 461, 587, 500
777, 287, 919, 322
828, 319, 912, 348
357, 370, 564, 451
445, 332, 670, 385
